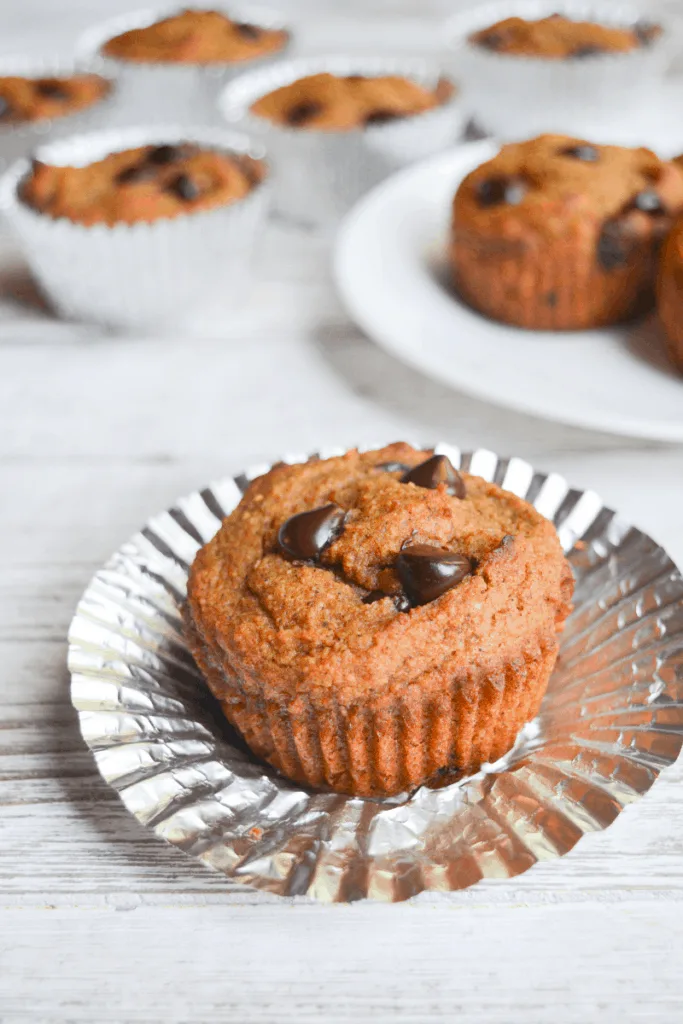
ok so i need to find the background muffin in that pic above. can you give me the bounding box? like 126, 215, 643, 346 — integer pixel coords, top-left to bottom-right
451, 134, 683, 330
657, 212, 683, 374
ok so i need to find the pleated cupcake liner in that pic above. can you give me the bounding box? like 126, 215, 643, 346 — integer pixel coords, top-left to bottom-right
0, 124, 270, 330
219, 55, 465, 227
77, 3, 292, 128
445, 0, 672, 139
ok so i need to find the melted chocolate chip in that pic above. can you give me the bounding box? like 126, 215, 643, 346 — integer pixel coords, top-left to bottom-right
375, 461, 411, 474
35, 79, 69, 99
396, 545, 473, 606
116, 163, 157, 185
571, 45, 604, 59
632, 189, 664, 214
362, 590, 410, 612
278, 504, 346, 561
234, 22, 261, 39
148, 144, 181, 165
560, 143, 599, 162
286, 101, 322, 127
477, 31, 503, 51
402, 454, 466, 499
545, 291, 558, 308
169, 174, 201, 201
634, 21, 660, 46
476, 176, 526, 207
364, 109, 402, 127
597, 220, 629, 271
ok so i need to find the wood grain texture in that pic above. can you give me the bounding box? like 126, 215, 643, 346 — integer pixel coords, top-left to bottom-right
2, 1, 683, 1020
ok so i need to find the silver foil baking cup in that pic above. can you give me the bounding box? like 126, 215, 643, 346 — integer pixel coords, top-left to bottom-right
445, 0, 672, 139
78, 3, 291, 129
68, 443, 683, 903
0, 57, 119, 175
219, 56, 465, 227
0, 124, 270, 331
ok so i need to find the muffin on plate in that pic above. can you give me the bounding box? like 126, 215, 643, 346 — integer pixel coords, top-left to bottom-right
470, 13, 661, 58
450, 134, 683, 330
0, 73, 110, 123
185, 443, 574, 798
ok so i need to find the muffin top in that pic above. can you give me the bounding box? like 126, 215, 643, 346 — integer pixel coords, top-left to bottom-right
21, 143, 265, 226
186, 443, 572, 702
0, 74, 110, 124
250, 72, 453, 130
453, 135, 683, 262
470, 14, 660, 58
102, 8, 288, 64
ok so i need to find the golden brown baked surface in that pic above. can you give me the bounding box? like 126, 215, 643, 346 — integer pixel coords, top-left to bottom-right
102, 9, 288, 64
0, 74, 110, 124
470, 14, 660, 58
451, 134, 683, 330
250, 72, 453, 130
185, 443, 573, 796
21, 143, 265, 226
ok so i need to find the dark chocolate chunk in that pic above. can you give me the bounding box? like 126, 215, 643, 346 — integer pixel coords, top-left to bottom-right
375, 461, 411, 474
571, 45, 604, 59
632, 189, 664, 214
116, 163, 157, 185
169, 173, 201, 201
278, 503, 346, 561
35, 79, 69, 99
234, 22, 261, 40
597, 220, 629, 271
286, 101, 322, 127
148, 144, 181, 165
545, 291, 558, 308
396, 545, 473, 606
402, 454, 466, 499
476, 176, 526, 207
364, 109, 402, 127
559, 143, 599, 162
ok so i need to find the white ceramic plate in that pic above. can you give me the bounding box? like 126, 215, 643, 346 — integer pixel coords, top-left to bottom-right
334, 141, 683, 442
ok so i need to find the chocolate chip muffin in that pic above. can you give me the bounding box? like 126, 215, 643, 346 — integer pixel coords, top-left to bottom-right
470, 14, 660, 58
657, 212, 683, 373
250, 72, 453, 130
451, 134, 683, 330
21, 142, 265, 227
185, 443, 573, 798
0, 74, 110, 124
102, 8, 288, 64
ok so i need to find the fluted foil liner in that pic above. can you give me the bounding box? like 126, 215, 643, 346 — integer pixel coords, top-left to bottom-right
0, 125, 269, 330
78, 3, 291, 128
68, 444, 683, 902
445, 0, 672, 139
219, 56, 465, 227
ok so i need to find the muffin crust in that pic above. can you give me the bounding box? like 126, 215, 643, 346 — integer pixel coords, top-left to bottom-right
470, 14, 660, 58
0, 74, 109, 124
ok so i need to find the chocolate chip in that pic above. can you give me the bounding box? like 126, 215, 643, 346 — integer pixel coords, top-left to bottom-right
169, 174, 201, 201
477, 31, 503, 51
35, 79, 69, 99
375, 461, 411, 474
396, 545, 473, 606
545, 291, 558, 308
402, 454, 466, 499
116, 163, 157, 185
148, 144, 181, 165
286, 101, 322, 127
560, 143, 599, 162
362, 590, 410, 612
634, 21, 660, 46
234, 22, 261, 40
597, 220, 629, 271
364, 109, 402, 127
278, 504, 346, 561
476, 176, 526, 207
571, 45, 604, 59
632, 189, 664, 214
0, 96, 10, 119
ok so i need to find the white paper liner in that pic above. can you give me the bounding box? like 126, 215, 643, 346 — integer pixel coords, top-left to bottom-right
445, 0, 673, 139
68, 443, 683, 903
77, 3, 291, 129
0, 57, 119, 174
0, 125, 270, 330
219, 55, 465, 227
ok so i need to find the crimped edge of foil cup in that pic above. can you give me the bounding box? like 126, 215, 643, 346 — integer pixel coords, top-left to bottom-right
0, 123, 270, 328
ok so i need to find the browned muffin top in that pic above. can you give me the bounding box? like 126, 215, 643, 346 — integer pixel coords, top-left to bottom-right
21, 143, 265, 226
186, 443, 572, 702
250, 72, 453, 130
102, 8, 288, 64
0, 74, 110, 124
454, 135, 683, 265
470, 14, 661, 58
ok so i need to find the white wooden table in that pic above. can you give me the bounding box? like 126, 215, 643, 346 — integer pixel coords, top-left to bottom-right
2, 2, 683, 1021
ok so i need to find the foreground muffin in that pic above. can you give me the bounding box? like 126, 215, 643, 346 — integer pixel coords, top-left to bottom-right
250, 72, 453, 130
185, 443, 573, 797
21, 142, 265, 226
451, 134, 683, 330
470, 14, 660, 58
102, 8, 288, 64
0, 73, 110, 123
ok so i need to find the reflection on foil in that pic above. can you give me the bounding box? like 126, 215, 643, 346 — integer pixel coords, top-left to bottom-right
69, 445, 683, 902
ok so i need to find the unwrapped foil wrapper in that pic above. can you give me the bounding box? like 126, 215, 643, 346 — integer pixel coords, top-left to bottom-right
69, 445, 683, 902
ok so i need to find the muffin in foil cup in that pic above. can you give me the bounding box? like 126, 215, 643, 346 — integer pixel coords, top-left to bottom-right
77, 3, 292, 129
0, 125, 270, 331
445, 0, 672, 140
218, 56, 465, 227
0, 57, 119, 174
